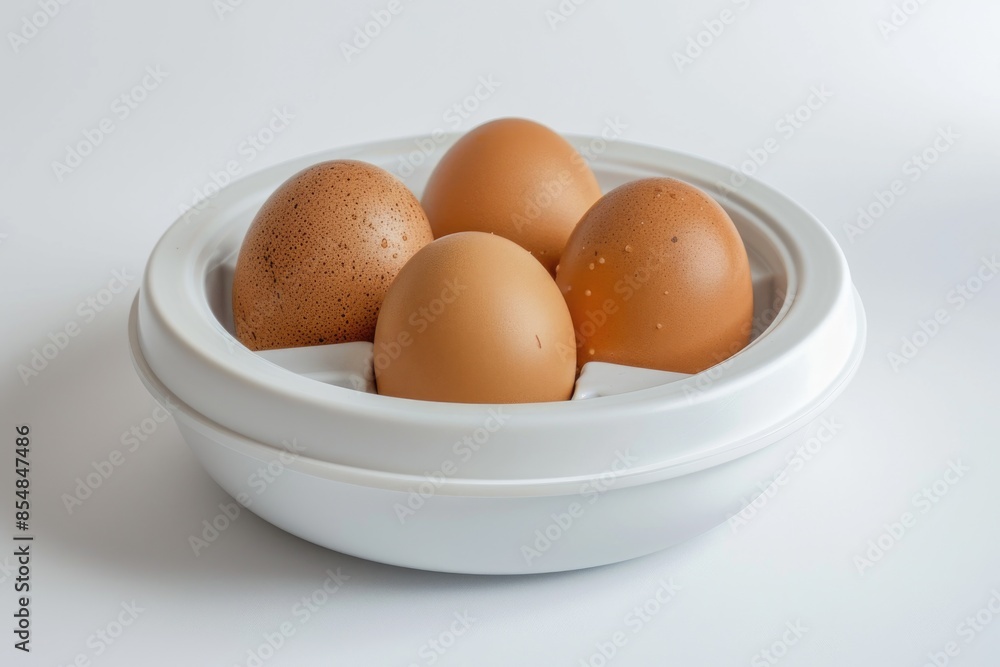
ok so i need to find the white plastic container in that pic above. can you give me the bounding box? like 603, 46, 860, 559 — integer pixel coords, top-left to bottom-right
128, 135, 866, 574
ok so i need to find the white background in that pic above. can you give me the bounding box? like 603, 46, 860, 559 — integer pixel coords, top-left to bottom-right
2, 0, 1000, 665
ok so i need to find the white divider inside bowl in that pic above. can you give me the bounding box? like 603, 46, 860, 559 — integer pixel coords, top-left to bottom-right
202, 247, 784, 401
199, 179, 788, 402
256, 342, 376, 393
572, 362, 690, 399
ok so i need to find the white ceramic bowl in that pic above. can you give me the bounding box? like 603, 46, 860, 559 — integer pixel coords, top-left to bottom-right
129, 134, 866, 574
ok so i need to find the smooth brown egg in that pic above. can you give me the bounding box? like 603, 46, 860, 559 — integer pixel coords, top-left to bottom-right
556, 177, 753, 374
373, 231, 577, 403
421, 118, 602, 274
232, 160, 433, 351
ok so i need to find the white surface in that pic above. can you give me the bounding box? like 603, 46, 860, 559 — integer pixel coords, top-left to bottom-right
1, 0, 998, 665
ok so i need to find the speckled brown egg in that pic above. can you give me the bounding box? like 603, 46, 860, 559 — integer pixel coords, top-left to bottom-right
421, 118, 602, 274
232, 160, 433, 351
373, 232, 577, 403
555, 177, 753, 374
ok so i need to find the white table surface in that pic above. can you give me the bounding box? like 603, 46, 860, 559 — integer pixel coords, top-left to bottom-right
2, 1, 999, 665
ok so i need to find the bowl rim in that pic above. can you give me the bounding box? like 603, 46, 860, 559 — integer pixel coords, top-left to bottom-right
139, 133, 853, 422
132, 131, 867, 481
129, 291, 867, 496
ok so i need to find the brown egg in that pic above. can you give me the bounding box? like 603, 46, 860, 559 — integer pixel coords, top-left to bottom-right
556, 177, 753, 374
232, 160, 433, 351
421, 118, 602, 274
374, 231, 577, 403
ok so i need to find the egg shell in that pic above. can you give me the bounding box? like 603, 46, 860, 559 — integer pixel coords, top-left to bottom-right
421, 118, 602, 274
374, 231, 577, 403
556, 177, 753, 374
232, 160, 433, 351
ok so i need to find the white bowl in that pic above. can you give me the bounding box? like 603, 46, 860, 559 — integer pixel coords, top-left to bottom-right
129, 134, 866, 574
129, 299, 856, 575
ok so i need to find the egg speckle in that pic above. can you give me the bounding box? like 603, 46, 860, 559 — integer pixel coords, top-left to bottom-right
232, 160, 433, 351
556, 177, 753, 374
